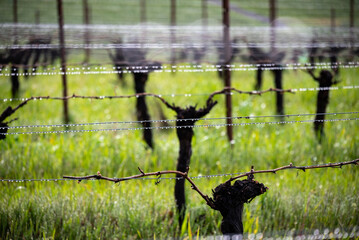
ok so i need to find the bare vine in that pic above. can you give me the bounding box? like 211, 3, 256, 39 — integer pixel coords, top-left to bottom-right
63, 159, 359, 209
0, 87, 294, 119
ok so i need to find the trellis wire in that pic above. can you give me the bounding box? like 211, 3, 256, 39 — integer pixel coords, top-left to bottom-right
1, 84, 359, 103
1, 111, 358, 130
1, 159, 358, 183
1, 117, 358, 136
1, 41, 359, 50
0, 174, 249, 183
1, 61, 359, 77
1, 61, 357, 71
0, 175, 219, 183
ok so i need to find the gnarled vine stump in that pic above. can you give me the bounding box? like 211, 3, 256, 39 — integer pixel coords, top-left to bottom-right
109, 43, 161, 149
308, 69, 338, 142
134, 72, 153, 148
272, 65, 284, 117
10, 65, 20, 98
164, 99, 217, 225
0, 122, 8, 140
210, 178, 267, 235
2, 37, 59, 97
215, 38, 240, 81
247, 46, 285, 118
108, 40, 127, 86
0, 106, 20, 140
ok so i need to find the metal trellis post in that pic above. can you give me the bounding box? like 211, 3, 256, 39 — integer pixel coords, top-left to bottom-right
57, 0, 70, 124
222, 0, 233, 143
83, 0, 91, 64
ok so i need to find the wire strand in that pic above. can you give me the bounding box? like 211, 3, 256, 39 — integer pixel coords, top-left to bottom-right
1, 117, 358, 136
1, 111, 358, 130
1, 61, 358, 78
1, 159, 358, 183
1, 85, 359, 103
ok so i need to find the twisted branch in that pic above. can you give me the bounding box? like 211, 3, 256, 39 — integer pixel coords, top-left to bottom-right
63, 159, 358, 209
206, 87, 294, 105
225, 159, 359, 184
63, 168, 215, 208
1, 87, 295, 123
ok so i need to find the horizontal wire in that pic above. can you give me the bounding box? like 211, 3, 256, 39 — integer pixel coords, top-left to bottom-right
1, 42, 359, 50
1, 59, 355, 70
0, 61, 357, 71
1, 85, 359, 103
1, 111, 358, 130
0, 87, 294, 105
0, 174, 241, 182
1, 159, 358, 183
1, 117, 358, 136
1, 61, 358, 78
0, 179, 73, 183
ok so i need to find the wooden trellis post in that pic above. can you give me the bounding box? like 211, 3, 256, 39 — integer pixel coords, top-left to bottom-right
202, 0, 208, 30
330, 8, 339, 73
140, 0, 147, 47
13, 0, 18, 43
350, 0, 354, 41
170, 0, 176, 67
83, 0, 91, 64
269, 0, 276, 51
35, 10, 40, 25
10, 0, 19, 98
200, 0, 208, 62
57, 0, 70, 124
331, 8, 336, 31
222, 0, 233, 143
269, 0, 284, 118
350, 0, 354, 28
140, 0, 146, 23
350, 0, 355, 57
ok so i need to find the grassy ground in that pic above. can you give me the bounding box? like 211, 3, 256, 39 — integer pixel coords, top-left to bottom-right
1, 0, 359, 239
0, 63, 358, 239
0, 0, 357, 26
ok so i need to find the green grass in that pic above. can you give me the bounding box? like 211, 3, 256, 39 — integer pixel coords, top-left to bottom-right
0, 63, 358, 239
0, 0, 253, 26
1, 0, 357, 27
0, 0, 359, 239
